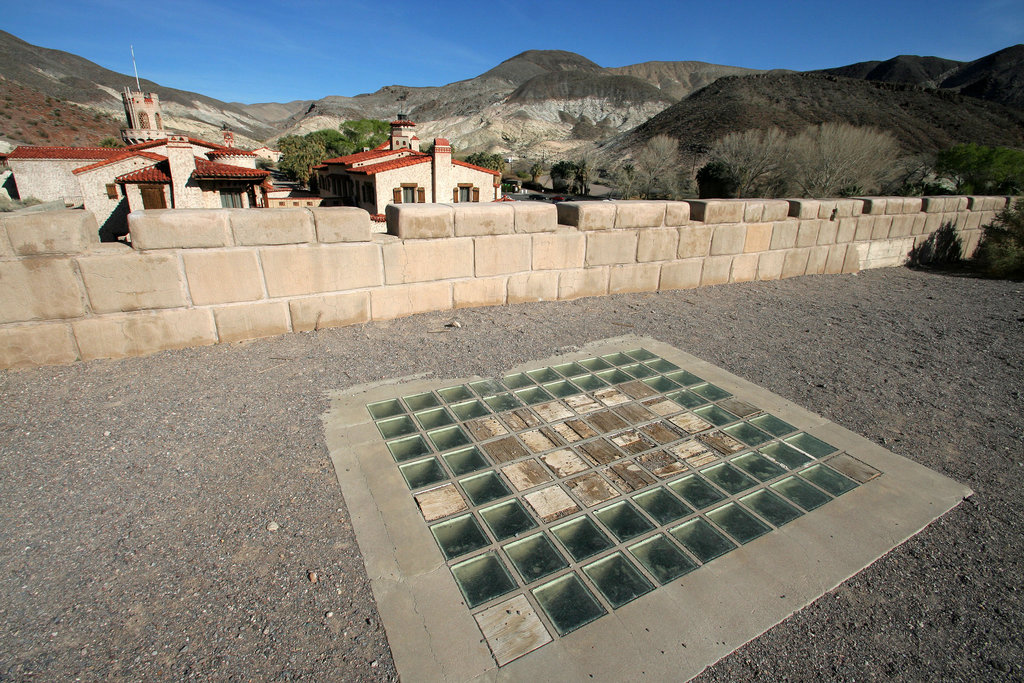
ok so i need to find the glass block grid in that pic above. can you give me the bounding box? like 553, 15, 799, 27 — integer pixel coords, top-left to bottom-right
366, 348, 881, 658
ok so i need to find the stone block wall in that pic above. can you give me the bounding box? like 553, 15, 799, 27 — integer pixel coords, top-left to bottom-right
0, 197, 1011, 369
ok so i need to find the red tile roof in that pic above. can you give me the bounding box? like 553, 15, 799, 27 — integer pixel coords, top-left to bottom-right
346, 156, 431, 176
8, 146, 122, 160
370, 213, 386, 223
320, 148, 416, 166
192, 159, 270, 179
390, 120, 416, 126
73, 151, 167, 174
453, 160, 501, 176
207, 148, 257, 157
117, 164, 172, 184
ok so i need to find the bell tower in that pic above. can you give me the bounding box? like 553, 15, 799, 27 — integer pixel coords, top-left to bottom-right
121, 87, 169, 145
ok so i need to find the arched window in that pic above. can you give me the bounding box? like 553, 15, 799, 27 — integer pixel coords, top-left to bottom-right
154, 113, 162, 129
138, 112, 149, 129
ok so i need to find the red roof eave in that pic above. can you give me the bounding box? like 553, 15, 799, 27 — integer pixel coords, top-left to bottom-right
453, 160, 501, 176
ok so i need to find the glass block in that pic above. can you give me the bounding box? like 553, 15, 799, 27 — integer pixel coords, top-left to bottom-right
659, 373, 696, 390
443, 446, 490, 475
438, 385, 473, 402
550, 516, 614, 562
643, 376, 680, 392
451, 399, 489, 421
515, 386, 554, 405
583, 552, 654, 608
668, 474, 726, 509
628, 534, 697, 584
600, 352, 633, 366
484, 393, 521, 412
723, 422, 774, 447
470, 379, 506, 397
503, 373, 533, 389
503, 532, 568, 583
578, 357, 612, 371
693, 404, 739, 426
785, 432, 839, 458
387, 434, 432, 462
700, 462, 757, 495
707, 502, 771, 544
624, 348, 658, 361
758, 441, 813, 469
749, 413, 797, 438
399, 457, 448, 489
427, 425, 471, 452
771, 476, 832, 510
480, 499, 538, 540
572, 374, 608, 391
404, 392, 441, 411
553, 361, 589, 378
415, 407, 456, 430
690, 382, 732, 401
665, 389, 708, 409
460, 471, 512, 506
632, 487, 693, 525
594, 501, 656, 542
731, 452, 787, 482
740, 489, 803, 527
669, 517, 736, 563
800, 464, 858, 496
375, 415, 417, 439
595, 368, 632, 385
527, 367, 561, 383
645, 358, 679, 372
431, 514, 490, 560
451, 552, 516, 609
621, 363, 658, 379
542, 380, 581, 398
532, 572, 607, 636
367, 398, 404, 420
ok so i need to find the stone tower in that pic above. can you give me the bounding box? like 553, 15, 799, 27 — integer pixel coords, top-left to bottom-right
121, 87, 168, 145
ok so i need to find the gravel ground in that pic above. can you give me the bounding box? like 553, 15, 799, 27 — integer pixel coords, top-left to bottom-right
0, 266, 1021, 682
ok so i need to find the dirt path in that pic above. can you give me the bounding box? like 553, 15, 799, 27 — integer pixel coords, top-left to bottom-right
1, 267, 1021, 681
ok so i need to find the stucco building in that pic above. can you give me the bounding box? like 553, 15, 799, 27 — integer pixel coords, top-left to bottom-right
313, 119, 500, 215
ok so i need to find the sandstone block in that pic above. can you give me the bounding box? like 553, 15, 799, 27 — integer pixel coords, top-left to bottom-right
72, 308, 217, 361
261, 243, 382, 297
454, 277, 507, 309
710, 224, 746, 255
2, 210, 99, 256
806, 246, 830, 275
962, 230, 982, 259
289, 292, 370, 331
533, 231, 585, 270
787, 199, 820, 220
558, 268, 609, 300
857, 197, 886, 215
614, 201, 666, 229
229, 208, 314, 246
214, 301, 290, 343
816, 200, 837, 220
507, 271, 558, 303
889, 215, 915, 238
899, 197, 922, 214
854, 216, 875, 241
769, 221, 797, 250
911, 214, 928, 235
965, 211, 984, 230
637, 227, 679, 262
688, 199, 744, 224
386, 204, 454, 239
129, 209, 233, 249
311, 207, 371, 243
744, 223, 773, 253
677, 225, 712, 259
924, 213, 944, 234
760, 200, 791, 222
512, 203, 558, 234
556, 202, 615, 230
796, 220, 821, 248
586, 230, 638, 266
701, 256, 733, 286
816, 220, 838, 245
608, 264, 660, 294
836, 199, 864, 217
920, 197, 946, 213
836, 217, 857, 243
659, 260, 702, 290
743, 201, 765, 223
825, 244, 848, 274
183, 250, 264, 305
371, 282, 451, 320
78, 252, 187, 314
953, 196, 969, 211
865, 238, 913, 268
0, 323, 78, 369
730, 254, 759, 283
781, 248, 811, 279
757, 251, 785, 281
474, 234, 531, 276
843, 245, 861, 273
871, 216, 893, 240
382, 238, 474, 284
664, 201, 690, 226
0, 258, 85, 323
453, 203, 514, 237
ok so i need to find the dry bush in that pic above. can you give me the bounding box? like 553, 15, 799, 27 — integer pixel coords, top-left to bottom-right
787, 123, 899, 197
708, 127, 788, 197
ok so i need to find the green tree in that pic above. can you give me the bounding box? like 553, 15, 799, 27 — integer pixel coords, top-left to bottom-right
529, 160, 545, 184
278, 134, 326, 185
465, 152, 506, 174
975, 199, 1024, 278
98, 137, 123, 148
935, 144, 1024, 195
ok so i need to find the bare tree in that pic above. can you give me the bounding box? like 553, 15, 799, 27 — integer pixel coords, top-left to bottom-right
634, 134, 680, 199
787, 123, 899, 197
709, 127, 789, 198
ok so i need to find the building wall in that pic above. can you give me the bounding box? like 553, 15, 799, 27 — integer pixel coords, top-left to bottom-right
7, 158, 102, 203
0, 196, 1010, 369
76, 157, 160, 238
450, 164, 499, 202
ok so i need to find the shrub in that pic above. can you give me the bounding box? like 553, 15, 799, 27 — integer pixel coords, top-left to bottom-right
975, 200, 1024, 278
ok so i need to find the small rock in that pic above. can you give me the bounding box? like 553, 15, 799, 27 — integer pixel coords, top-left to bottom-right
325, 611, 333, 618
445, 320, 462, 328
266, 522, 279, 532
371, 660, 378, 668
308, 571, 319, 583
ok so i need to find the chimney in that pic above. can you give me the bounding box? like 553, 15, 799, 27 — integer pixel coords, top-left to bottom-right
165, 135, 197, 208
431, 138, 451, 203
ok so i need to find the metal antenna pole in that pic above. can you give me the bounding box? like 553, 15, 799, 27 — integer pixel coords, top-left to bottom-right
130, 45, 141, 91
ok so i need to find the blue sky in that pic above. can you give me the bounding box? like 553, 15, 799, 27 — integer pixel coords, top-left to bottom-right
4, 0, 1022, 103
